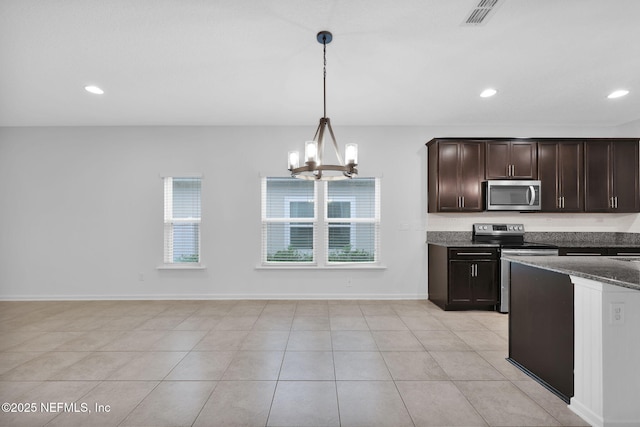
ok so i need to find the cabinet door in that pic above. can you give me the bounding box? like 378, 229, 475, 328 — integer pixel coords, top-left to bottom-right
611, 141, 639, 213
537, 142, 561, 211
437, 142, 463, 211
459, 142, 485, 211
486, 141, 537, 179
472, 260, 498, 304
558, 142, 583, 211
448, 261, 473, 303
511, 142, 537, 179
485, 142, 510, 179
585, 142, 612, 212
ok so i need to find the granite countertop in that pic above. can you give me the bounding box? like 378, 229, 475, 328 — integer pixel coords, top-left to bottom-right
502, 254, 640, 291
427, 231, 640, 248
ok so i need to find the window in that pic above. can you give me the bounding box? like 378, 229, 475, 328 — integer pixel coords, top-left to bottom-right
163, 177, 201, 264
326, 179, 378, 263
262, 178, 316, 263
262, 177, 379, 265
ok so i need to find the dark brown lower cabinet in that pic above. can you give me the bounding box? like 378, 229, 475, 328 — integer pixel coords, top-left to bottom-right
428, 245, 499, 311
508, 263, 574, 402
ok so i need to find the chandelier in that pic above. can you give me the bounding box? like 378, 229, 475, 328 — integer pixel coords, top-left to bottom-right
288, 31, 358, 180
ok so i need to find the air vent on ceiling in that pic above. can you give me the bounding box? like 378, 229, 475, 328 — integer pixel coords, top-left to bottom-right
462, 0, 503, 26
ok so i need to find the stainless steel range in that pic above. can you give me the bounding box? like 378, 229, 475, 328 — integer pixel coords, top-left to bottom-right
472, 223, 558, 313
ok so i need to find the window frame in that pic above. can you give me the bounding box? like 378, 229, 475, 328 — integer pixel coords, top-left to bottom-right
160, 175, 204, 269
261, 177, 381, 268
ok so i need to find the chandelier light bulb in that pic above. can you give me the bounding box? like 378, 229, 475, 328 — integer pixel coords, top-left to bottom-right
304, 141, 318, 164
345, 144, 358, 165
288, 151, 300, 170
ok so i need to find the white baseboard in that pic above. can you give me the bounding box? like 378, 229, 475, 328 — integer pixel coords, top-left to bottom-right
0, 293, 428, 301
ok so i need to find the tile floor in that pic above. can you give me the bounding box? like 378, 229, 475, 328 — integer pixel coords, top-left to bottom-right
0, 299, 590, 427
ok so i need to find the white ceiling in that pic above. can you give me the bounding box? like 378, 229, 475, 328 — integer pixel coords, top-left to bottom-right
1, 0, 639, 127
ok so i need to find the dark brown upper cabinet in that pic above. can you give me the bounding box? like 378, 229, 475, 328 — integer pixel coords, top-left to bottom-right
538, 141, 584, 212
486, 140, 537, 179
428, 140, 485, 212
585, 140, 640, 213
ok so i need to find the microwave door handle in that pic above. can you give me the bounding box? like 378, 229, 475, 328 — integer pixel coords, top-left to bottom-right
528, 185, 536, 206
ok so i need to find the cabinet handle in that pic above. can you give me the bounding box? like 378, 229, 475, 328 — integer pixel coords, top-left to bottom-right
562, 196, 565, 209
615, 252, 640, 256
615, 196, 618, 209
558, 197, 562, 209
456, 252, 493, 256
461, 196, 465, 208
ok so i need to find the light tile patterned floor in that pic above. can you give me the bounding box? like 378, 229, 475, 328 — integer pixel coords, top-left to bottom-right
0, 300, 590, 426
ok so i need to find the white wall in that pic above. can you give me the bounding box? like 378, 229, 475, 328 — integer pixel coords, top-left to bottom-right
0, 124, 636, 300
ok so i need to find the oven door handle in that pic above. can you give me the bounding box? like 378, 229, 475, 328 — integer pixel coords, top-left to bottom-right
528, 185, 536, 206
502, 249, 559, 256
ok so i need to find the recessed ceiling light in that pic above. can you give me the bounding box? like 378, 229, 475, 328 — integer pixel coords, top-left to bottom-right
84, 85, 104, 95
607, 90, 629, 99
480, 88, 497, 98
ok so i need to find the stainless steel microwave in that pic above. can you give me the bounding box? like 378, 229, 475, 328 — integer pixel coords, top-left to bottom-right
485, 180, 541, 211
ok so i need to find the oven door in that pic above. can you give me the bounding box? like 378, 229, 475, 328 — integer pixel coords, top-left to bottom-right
500, 248, 559, 313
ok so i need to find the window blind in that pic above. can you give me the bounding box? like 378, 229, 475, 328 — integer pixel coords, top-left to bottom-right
164, 177, 201, 263
326, 178, 379, 263
262, 177, 316, 263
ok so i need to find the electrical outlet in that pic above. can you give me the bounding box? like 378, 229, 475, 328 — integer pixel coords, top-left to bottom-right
610, 302, 624, 325
138, 272, 145, 282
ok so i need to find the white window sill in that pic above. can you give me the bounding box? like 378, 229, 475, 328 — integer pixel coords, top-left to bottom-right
157, 264, 207, 270
256, 264, 387, 271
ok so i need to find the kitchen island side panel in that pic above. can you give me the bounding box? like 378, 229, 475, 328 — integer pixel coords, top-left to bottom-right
509, 263, 574, 401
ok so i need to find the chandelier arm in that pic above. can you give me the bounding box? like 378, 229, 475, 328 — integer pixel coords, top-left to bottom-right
316, 120, 327, 178
325, 118, 345, 165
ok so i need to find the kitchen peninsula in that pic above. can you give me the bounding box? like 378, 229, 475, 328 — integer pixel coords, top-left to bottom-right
504, 255, 640, 427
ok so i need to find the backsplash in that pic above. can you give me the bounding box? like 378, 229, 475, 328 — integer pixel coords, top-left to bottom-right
427, 212, 640, 233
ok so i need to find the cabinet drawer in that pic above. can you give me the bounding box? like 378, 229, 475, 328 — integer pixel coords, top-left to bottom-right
448, 248, 498, 260
608, 248, 640, 256
559, 247, 607, 256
